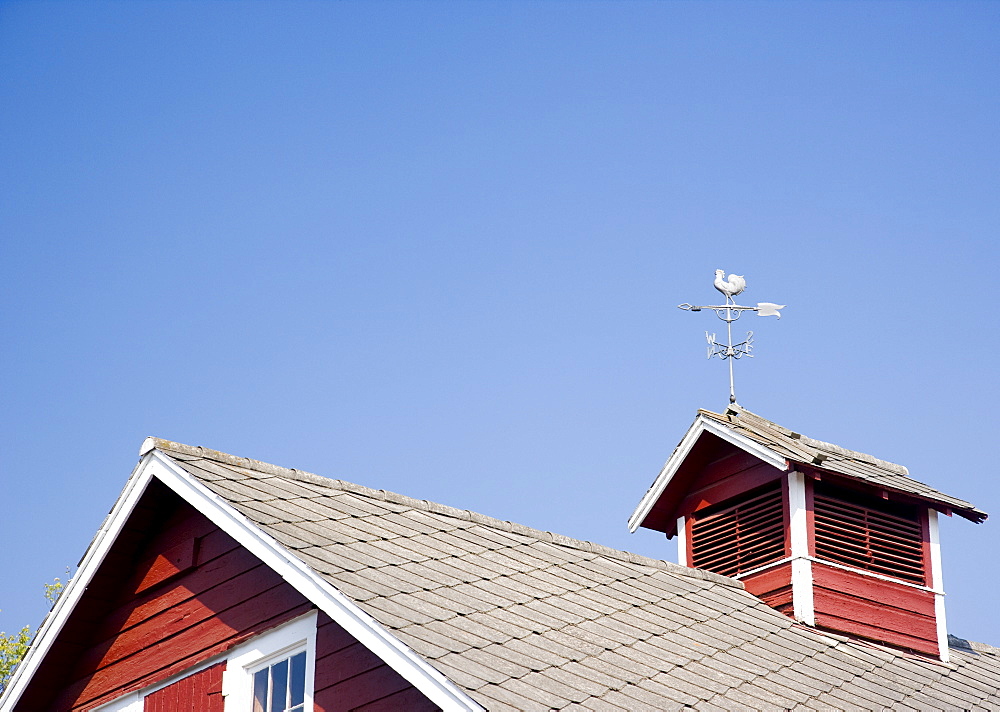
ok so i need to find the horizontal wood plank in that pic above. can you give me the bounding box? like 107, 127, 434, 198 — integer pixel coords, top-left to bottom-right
349, 684, 440, 712
142, 662, 225, 712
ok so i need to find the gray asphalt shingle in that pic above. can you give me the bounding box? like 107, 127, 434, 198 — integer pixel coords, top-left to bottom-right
699, 406, 986, 522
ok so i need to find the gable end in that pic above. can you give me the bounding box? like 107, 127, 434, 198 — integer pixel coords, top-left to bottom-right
0, 449, 482, 712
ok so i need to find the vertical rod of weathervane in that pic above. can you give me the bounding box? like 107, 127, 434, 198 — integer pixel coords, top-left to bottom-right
726, 297, 736, 404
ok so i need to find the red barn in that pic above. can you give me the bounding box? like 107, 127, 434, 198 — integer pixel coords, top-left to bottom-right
2, 412, 998, 711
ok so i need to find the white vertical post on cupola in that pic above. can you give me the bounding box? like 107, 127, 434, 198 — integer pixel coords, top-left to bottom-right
927, 507, 950, 662
676, 516, 688, 567
787, 470, 815, 625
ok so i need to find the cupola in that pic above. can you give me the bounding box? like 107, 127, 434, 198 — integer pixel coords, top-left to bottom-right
629, 405, 987, 661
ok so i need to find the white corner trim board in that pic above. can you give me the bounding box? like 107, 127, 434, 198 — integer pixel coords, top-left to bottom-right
787, 471, 809, 560
927, 508, 950, 663
629, 415, 788, 533
675, 516, 688, 567
787, 471, 815, 626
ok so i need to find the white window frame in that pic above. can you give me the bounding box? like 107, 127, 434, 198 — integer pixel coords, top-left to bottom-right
222, 612, 318, 712
93, 692, 142, 712
92, 612, 317, 712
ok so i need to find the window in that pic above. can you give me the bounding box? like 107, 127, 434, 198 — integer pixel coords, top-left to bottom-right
223, 612, 317, 712
93, 692, 142, 711
251, 650, 307, 712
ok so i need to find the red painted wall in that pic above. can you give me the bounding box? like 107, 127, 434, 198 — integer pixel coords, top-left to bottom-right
680, 456, 785, 517
741, 561, 939, 656
740, 562, 794, 616
643, 434, 785, 536
314, 614, 439, 712
142, 662, 225, 711
13, 478, 437, 712
812, 563, 938, 656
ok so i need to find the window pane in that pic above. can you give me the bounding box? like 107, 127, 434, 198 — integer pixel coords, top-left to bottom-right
252, 668, 269, 712
289, 652, 306, 706
270, 659, 289, 712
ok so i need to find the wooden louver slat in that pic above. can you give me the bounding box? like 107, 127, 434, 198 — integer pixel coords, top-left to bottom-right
691, 483, 785, 578
814, 486, 926, 585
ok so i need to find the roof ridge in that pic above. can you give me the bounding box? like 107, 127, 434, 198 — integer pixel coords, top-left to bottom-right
722, 406, 910, 476
949, 634, 1000, 656
143, 437, 744, 590
797, 435, 910, 475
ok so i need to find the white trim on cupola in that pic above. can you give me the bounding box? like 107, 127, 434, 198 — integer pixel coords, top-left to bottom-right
788, 470, 815, 626
675, 516, 688, 567
927, 508, 950, 662
629, 414, 788, 533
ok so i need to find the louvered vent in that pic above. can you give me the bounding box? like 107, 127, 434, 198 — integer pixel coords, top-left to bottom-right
814, 484, 925, 584
690, 483, 785, 577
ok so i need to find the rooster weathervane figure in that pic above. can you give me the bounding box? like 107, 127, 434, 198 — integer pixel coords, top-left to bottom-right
679, 270, 785, 405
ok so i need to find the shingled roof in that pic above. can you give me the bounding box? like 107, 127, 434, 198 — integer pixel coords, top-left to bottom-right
146, 438, 1000, 711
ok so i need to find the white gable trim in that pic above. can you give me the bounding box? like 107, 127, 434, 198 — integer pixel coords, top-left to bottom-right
0, 450, 485, 712
628, 414, 788, 533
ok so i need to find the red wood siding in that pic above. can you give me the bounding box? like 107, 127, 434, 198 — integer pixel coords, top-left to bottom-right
313, 613, 439, 712
14, 478, 439, 712
643, 434, 785, 536
740, 562, 794, 616
135, 535, 199, 594
679, 455, 786, 519
142, 662, 225, 711
812, 563, 938, 656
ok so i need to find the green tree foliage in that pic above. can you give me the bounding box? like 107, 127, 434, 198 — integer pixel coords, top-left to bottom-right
0, 576, 67, 698
42, 578, 64, 609
0, 625, 31, 697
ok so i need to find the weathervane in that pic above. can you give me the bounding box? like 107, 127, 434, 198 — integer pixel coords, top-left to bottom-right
679, 270, 785, 405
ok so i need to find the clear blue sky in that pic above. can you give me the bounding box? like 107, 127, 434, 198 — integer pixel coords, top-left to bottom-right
2, 1, 999, 648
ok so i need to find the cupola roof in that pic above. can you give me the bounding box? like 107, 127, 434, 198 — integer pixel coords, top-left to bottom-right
630, 405, 987, 534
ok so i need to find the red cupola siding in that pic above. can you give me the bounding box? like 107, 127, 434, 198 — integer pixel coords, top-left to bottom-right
629, 405, 988, 661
